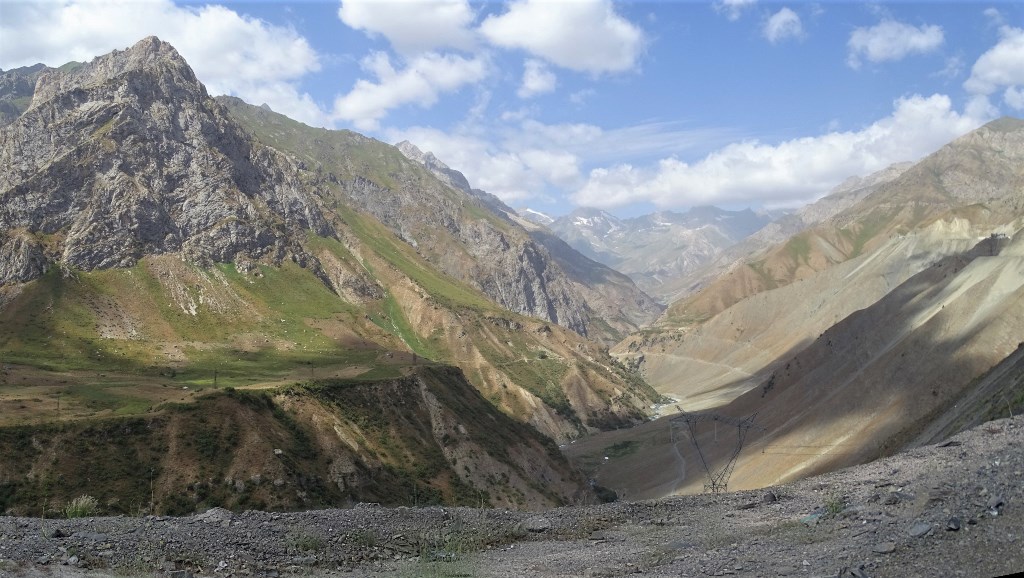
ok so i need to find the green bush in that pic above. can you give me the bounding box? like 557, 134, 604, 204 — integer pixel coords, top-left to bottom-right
64, 494, 99, 518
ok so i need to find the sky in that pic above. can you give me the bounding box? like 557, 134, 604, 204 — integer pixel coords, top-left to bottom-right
1, 1, 1023, 218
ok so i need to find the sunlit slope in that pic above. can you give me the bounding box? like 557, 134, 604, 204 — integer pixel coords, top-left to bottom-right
0, 211, 656, 440
219, 96, 658, 343
0, 37, 658, 442
697, 228, 1024, 491
660, 117, 1024, 328
627, 219, 998, 409
584, 229, 1024, 498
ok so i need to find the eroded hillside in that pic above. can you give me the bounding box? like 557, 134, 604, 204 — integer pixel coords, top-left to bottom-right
0, 37, 661, 515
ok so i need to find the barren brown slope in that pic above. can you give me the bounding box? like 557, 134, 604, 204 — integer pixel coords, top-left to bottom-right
592, 227, 1024, 499
659, 162, 913, 308
662, 117, 1024, 327
622, 217, 1002, 410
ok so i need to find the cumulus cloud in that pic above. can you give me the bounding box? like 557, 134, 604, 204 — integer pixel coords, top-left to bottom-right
332, 51, 487, 131
714, 0, 757, 22
337, 0, 476, 54
0, 0, 326, 126
479, 0, 644, 73
963, 25, 1024, 111
387, 127, 567, 203
847, 19, 944, 69
572, 94, 989, 209
385, 117, 736, 206
763, 7, 803, 44
517, 59, 556, 98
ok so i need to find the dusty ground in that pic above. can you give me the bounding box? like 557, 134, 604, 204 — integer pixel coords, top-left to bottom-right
1, 415, 1020, 578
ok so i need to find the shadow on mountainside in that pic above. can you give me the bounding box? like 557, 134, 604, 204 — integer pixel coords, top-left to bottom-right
571, 230, 1024, 499
675, 231, 1024, 493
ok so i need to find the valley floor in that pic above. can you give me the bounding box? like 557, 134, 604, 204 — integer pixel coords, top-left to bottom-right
1, 416, 1021, 578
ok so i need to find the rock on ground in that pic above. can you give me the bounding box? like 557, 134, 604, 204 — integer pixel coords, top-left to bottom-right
0, 416, 1021, 578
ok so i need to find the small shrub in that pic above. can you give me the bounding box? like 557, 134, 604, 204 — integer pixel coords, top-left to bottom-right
824, 494, 846, 517
286, 530, 326, 552
64, 495, 99, 518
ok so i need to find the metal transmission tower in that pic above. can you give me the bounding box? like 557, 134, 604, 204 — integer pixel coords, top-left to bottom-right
671, 409, 760, 494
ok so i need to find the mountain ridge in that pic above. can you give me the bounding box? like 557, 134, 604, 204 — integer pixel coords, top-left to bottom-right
0, 37, 662, 512
394, 140, 663, 338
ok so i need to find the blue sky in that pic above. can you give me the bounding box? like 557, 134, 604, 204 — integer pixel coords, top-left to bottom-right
2, 1, 1023, 217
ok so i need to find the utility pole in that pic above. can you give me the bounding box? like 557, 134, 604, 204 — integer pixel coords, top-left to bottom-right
670, 409, 761, 494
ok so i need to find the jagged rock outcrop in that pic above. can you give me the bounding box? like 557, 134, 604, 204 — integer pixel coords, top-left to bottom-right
0, 38, 660, 443
0, 63, 46, 127
395, 140, 473, 194
0, 37, 333, 285
395, 140, 663, 338
0, 230, 46, 282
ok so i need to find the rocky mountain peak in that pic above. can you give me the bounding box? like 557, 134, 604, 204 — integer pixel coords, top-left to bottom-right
395, 139, 473, 194
30, 36, 202, 111
0, 37, 331, 285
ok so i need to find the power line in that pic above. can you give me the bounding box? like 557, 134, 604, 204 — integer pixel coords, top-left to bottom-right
670, 409, 761, 494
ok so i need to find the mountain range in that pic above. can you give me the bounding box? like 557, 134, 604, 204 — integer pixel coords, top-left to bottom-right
579, 116, 1024, 498
0, 37, 658, 513
520, 205, 779, 303
1, 36, 1022, 518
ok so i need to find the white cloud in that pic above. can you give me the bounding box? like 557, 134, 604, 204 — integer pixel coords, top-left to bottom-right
479, 0, 644, 74
963, 25, 1024, 112
517, 59, 556, 98
932, 55, 965, 80
569, 88, 596, 105
337, 0, 476, 55
1005, 86, 1024, 111
332, 51, 487, 131
714, 0, 757, 22
388, 127, 561, 203
0, 0, 326, 125
572, 94, 990, 209
983, 8, 1005, 27
763, 7, 803, 44
385, 116, 737, 207
847, 19, 944, 69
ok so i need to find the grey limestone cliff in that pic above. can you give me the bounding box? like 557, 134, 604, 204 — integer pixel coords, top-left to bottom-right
0, 37, 337, 286
0, 37, 612, 339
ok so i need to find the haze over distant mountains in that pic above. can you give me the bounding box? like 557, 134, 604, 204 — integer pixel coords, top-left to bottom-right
522, 206, 779, 302
583, 116, 1024, 499
0, 37, 660, 513
1, 36, 1022, 524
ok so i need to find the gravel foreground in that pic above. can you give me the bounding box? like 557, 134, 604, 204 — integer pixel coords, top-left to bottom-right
1, 416, 1021, 578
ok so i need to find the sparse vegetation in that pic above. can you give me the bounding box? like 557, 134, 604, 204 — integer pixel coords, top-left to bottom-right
64, 494, 99, 518
823, 493, 846, 517
286, 530, 326, 552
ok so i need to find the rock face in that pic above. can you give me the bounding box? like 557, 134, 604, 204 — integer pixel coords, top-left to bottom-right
0, 37, 332, 283
0, 63, 46, 127
0, 37, 610, 341
0, 37, 660, 445
395, 140, 473, 194
396, 140, 663, 339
